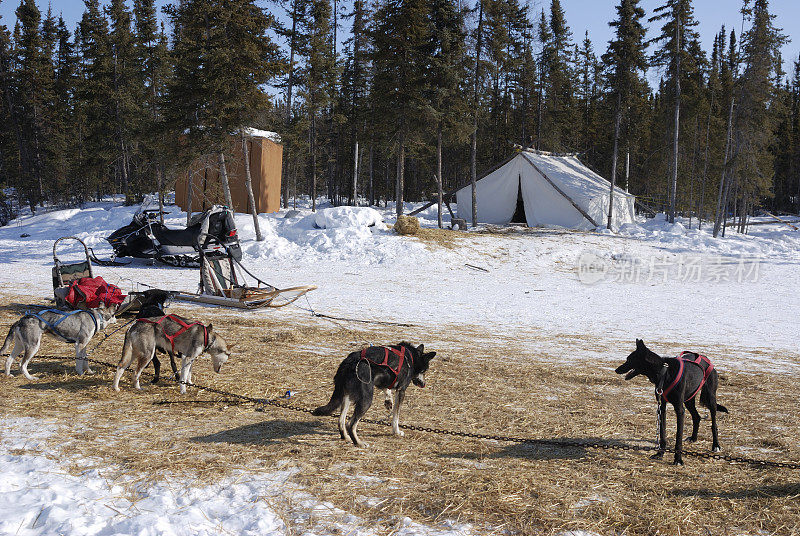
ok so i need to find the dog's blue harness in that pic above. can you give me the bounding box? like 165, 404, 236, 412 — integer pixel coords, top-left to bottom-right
27, 309, 98, 343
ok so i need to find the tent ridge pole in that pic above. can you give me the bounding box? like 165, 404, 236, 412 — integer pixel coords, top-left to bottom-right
521, 153, 600, 228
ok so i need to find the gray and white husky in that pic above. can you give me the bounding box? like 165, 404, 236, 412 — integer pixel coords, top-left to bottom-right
312, 342, 436, 448
113, 314, 231, 393
1, 305, 117, 379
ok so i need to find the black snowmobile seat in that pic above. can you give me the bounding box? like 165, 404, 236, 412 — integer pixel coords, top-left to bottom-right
152, 225, 201, 247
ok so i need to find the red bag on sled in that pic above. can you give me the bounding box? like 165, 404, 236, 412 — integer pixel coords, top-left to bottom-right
64, 276, 126, 309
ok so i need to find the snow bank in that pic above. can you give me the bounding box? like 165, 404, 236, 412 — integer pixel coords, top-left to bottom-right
313, 206, 385, 229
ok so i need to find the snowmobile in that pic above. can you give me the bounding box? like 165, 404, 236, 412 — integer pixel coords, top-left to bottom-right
105, 205, 242, 267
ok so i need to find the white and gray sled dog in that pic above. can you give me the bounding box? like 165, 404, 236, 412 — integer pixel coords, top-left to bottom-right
113, 314, 231, 393
1, 304, 117, 379
312, 342, 436, 448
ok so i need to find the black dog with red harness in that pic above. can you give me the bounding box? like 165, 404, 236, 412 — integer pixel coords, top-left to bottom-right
615, 339, 728, 465
312, 342, 436, 448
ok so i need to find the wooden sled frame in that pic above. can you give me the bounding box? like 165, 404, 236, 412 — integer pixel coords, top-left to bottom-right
174, 253, 316, 309
174, 284, 317, 309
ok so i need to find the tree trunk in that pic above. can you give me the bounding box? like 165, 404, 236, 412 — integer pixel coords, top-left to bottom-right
384, 161, 389, 207
437, 122, 443, 229
698, 92, 714, 230
668, 15, 681, 224
625, 149, 630, 192
282, 0, 300, 209
688, 117, 699, 228
470, 0, 484, 228
352, 140, 359, 206
186, 168, 195, 226
607, 94, 621, 230
396, 133, 405, 217
157, 163, 164, 225
311, 111, 317, 212
218, 151, 234, 210
369, 144, 374, 206
713, 100, 735, 238
241, 132, 263, 241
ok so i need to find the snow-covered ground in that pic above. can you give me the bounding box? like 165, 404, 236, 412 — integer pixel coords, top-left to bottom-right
1, 197, 798, 354
1, 197, 798, 535
0, 417, 481, 536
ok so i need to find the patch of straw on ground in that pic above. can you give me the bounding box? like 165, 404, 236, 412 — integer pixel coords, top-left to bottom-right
1, 293, 799, 535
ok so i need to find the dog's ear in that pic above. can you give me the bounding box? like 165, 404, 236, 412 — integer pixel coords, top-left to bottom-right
417, 344, 424, 354
424, 351, 436, 360
636, 339, 645, 349
207, 323, 214, 333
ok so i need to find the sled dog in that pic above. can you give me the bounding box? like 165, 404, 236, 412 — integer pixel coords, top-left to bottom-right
615, 339, 728, 465
312, 343, 436, 447
113, 313, 230, 393
1, 304, 117, 379
128, 289, 179, 384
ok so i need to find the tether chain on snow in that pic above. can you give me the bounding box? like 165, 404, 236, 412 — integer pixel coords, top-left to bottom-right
31, 353, 800, 470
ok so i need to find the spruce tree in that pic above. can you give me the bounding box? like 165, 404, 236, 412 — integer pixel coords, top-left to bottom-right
51, 16, 77, 195
14, 0, 51, 206
370, 0, 430, 217
428, 0, 467, 227
540, 0, 575, 152
728, 0, 787, 225
650, 0, 701, 222
133, 0, 170, 216
602, 0, 648, 228
107, 0, 137, 202
0, 10, 20, 199
77, 0, 115, 199
166, 0, 284, 218
297, 0, 336, 211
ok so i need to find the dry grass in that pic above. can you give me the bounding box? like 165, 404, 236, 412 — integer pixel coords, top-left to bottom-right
1, 293, 800, 535
394, 215, 421, 235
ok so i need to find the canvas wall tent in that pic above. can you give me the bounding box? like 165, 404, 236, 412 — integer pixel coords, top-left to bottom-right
456, 150, 636, 231
175, 129, 283, 215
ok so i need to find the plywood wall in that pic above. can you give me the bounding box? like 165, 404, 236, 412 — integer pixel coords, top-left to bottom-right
174, 135, 282, 215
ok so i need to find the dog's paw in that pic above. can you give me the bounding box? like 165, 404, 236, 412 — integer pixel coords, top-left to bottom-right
672, 459, 684, 466
650, 452, 664, 460
85, 368, 95, 375
384, 399, 393, 411
684, 436, 697, 443
393, 430, 405, 437
712, 446, 721, 453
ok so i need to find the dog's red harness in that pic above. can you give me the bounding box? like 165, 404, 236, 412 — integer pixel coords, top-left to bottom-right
661, 351, 715, 402
359, 346, 409, 388
137, 314, 209, 353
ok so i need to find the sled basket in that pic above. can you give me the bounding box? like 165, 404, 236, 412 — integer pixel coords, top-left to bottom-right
52, 237, 94, 307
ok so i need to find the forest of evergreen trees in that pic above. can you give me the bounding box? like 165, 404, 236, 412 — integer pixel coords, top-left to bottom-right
0, 0, 797, 234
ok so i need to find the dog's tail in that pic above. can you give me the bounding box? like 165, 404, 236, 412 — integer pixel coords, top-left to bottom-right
716, 403, 729, 413
311, 382, 345, 416
0, 321, 18, 354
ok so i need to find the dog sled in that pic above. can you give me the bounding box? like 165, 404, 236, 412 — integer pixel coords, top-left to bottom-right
174, 251, 316, 309
52, 199, 315, 312
52, 236, 139, 312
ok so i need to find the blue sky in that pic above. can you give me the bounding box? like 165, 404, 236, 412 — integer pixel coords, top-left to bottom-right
0, 0, 797, 78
